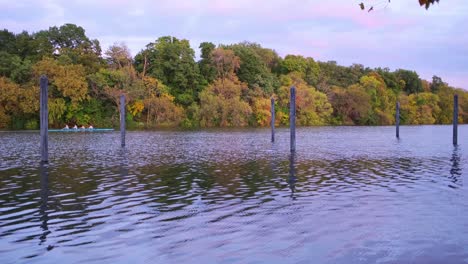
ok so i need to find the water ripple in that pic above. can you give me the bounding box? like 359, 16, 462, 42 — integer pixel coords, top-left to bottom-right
1, 127, 468, 263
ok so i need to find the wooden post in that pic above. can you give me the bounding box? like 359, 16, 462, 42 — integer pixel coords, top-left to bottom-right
396, 101, 400, 139
290, 86, 296, 152
40, 75, 48, 163
453, 94, 458, 146
120, 94, 126, 147
271, 97, 275, 142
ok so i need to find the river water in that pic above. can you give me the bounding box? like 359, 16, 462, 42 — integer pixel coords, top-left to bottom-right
1, 126, 468, 263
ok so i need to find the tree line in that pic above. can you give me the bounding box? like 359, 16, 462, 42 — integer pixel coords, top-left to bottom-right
0, 23, 466, 129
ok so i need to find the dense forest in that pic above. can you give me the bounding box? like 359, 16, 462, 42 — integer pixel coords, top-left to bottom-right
0, 23, 466, 129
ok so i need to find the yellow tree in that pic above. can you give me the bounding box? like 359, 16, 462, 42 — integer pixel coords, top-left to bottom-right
33, 57, 88, 104
277, 73, 333, 126
199, 75, 252, 127
359, 73, 396, 125
435, 85, 455, 124
252, 97, 272, 126
33, 57, 88, 126
0, 77, 40, 129
142, 76, 184, 127
407, 93, 441, 124
0, 77, 20, 128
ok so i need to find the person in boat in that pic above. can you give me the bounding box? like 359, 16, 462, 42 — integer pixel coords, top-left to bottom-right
88, 125, 94, 129
63, 124, 69, 129
73, 125, 78, 129
80, 125, 86, 129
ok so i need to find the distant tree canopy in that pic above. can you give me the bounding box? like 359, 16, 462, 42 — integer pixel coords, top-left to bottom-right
1, 22, 467, 130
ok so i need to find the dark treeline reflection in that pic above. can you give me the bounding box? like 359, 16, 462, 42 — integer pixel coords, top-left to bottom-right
31, 154, 468, 209
0, 148, 464, 257
3, 126, 468, 263
289, 153, 297, 198
39, 163, 50, 248
450, 146, 462, 188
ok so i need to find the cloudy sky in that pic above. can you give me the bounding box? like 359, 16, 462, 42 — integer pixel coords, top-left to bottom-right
1, 0, 467, 88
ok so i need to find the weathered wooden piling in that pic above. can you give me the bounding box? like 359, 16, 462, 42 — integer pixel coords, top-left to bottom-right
40, 75, 48, 162
453, 94, 458, 145
271, 97, 275, 143
396, 101, 400, 139
290, 86, 296, 152
120, 94, 126, 147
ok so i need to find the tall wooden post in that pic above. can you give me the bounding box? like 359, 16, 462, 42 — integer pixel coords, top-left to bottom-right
120, 94, 126, 147
290, 86, 296, 152
396, 101, 400, 139
271, 97, 275, 142
40, 75, 48, 163
453, 94, 458, 146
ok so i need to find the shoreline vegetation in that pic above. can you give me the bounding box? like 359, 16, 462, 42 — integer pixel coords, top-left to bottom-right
1, 24, 466, 130
0, 123, 465, 132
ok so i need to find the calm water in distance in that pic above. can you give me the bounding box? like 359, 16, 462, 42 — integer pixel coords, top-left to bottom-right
1, 126, 468, 264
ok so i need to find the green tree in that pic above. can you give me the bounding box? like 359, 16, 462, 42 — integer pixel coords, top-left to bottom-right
135, 36, 202, 106
198, 42, 216, 84
0, 30, 16, 53
317, 61, 368, 93
396, 69, 423, 94
375, 67, 403, 94
41, 24, 103, 73
430, 75, 446, 93
225, 42, 279, 94
280, 55, 320, 87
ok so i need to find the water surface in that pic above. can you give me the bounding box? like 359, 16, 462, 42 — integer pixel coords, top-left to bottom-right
1, 126, 468, 263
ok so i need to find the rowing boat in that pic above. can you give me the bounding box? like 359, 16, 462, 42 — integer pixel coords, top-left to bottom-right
48, 128, 115, 132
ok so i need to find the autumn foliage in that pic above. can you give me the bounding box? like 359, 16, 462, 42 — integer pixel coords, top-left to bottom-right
0, 23, 466, 130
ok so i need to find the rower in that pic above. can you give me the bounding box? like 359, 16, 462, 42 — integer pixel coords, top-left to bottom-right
64, 124, 69, 129
88, 125, 94, 129
80, 125, 86, 129
73, 125, 78, 129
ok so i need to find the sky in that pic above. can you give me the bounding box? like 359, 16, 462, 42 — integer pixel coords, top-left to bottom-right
1, 0, 467, 89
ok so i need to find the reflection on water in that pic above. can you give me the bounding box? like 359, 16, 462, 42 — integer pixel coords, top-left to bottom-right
450, 147, 462, 188
1, 126, 468, 264
288, 153, 296, 198
39, 163, 50, 248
